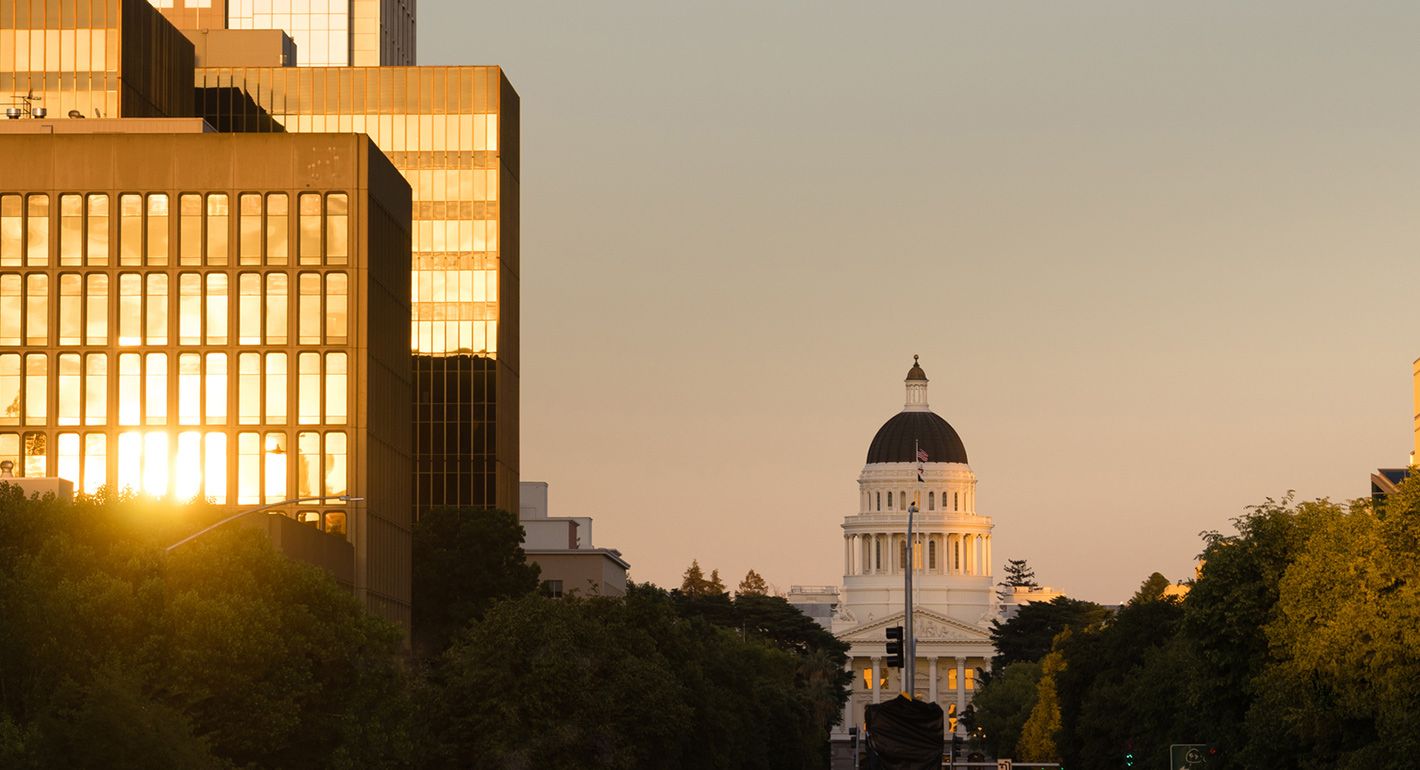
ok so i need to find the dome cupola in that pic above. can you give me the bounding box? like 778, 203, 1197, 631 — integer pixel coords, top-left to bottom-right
865, 356, 969, 465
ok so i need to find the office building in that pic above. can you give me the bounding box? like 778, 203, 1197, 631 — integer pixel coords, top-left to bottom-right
151, 0, 414, 67
197, 65, 521, 517
517, 481, 629, 598
0, 125, 414, 626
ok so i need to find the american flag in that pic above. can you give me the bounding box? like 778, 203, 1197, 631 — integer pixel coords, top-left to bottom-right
916, 448, 929, 463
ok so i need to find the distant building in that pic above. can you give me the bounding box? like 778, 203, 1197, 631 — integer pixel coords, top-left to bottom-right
997, 584, 1067, 621
786, 585, 839, 628
830, 359, 996, 767
518, 481, 629, 598
1371, 357, 1420, 500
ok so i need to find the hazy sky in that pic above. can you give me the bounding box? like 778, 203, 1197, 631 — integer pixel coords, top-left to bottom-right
421, 2, 1420, 602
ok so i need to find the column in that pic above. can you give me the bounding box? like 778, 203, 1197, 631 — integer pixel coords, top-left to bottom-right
985, 535, 992, 577
842, 659, 855, 732
955, 657, 966, 715
929, 657, 939, 705
872, 657, 883, 704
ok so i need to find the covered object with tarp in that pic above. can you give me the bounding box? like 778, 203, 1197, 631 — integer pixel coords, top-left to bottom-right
864, 695, 944, 770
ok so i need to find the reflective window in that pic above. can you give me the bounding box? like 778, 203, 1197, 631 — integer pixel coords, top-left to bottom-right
145, 274, 168, 344
299, 193, 321, 264
84, 353, 106, 426
58, 274, 81, 345
298, 352, 320, 425
179, 194, 202, 266
238, 352, 260, 425
0, 195, 19, 266
24, 432, 46, 477
264, 432, 287, 503
266, 193, 288, 265
117, 431, 140, 493
325, 352, 346, 424
175, 431, 202, 500
83, 434, 105, 494
87, 195, 109, 266
60, 195, 83, 265
117, 353, 140, 425
0, 274, 18, 344
238, 431, 260, 504
298, 273, 320, 344
326, 272, 347, 344
146, 194, 169, 266
144, 352, 167, 425
119, 194, 142, 265
326, 193, 348, 265
206, 273, 228, 344
178, 352, 201, 425
26, 195, 48, 266
142, 430, 168, 497
324, 431, 347, 497
179, 273, 202, 344
324, 511, 347, 537
23, 354, 46, 426
205, 432, 226, 503
205, 353, 227, 425
0, 354, 18, 425
0, 433, 15, 476
265, 273, 288, 344
85, 274, 108, 345
296, 430, 321, 499
265, 352, 287, 424
239, 194, 261, 265
25, 274, 47, 345
118, 273, 141, 346
206, 194, 229, 265
57, 353, 81, 426
238, 273, 261, 343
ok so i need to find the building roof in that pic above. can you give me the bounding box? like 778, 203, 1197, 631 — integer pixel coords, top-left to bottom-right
866, 410, 969, 465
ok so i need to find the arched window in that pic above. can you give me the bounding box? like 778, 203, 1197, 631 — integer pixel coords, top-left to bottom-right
887, 491, 893, 509
900, 541, 908, 572
875, 539, 882, 570
928, 491, 935, 510
876, 491, 881, 511
928, 540, 937, 569
954, 541, 961, 570
900, 491, 907, 510
954, 491, 959, 511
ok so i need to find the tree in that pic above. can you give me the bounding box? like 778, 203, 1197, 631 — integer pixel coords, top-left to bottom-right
1016, 646, 1065, 762
411, 507, 541, 657
708, 569, 726, 595
737, 569, 769, 596
989, 596, 1111, 672
971, 660, 1042, 759
1129, 571, 1172, 604
680, 559, 711, 597
997, 558, 1039, 600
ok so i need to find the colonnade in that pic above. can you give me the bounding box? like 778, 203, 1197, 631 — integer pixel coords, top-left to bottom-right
843, 531, 991, 577
843, 655, 980, 732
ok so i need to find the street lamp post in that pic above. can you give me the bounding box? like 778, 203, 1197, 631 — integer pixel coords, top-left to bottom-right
164, 495, 364, 553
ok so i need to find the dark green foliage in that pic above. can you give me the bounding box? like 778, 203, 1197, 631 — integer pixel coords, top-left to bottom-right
411, 507, 541, 657
989, 595, 1112, 672
970, 660, 1041, 758
0, 487, 410, 769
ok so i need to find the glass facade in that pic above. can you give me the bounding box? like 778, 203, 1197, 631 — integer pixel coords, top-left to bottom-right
151, 0, 414, 67
197, 65, 520, 516
0, 0, 195, 118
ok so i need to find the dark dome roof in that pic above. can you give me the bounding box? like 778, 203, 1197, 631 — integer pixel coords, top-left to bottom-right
866, 411, 968, 465
906, 356, 927, 381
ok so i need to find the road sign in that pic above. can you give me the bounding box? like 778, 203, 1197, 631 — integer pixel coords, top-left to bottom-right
997, 760, 1012, 770
1170, 744, 1208, 769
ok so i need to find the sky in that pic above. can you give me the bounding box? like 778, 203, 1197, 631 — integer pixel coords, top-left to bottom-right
420, 1, 1420, 603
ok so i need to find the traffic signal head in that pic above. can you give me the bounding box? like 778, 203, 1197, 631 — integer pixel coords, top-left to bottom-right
1125, 751, 1135, 767
885, 625, 904, 668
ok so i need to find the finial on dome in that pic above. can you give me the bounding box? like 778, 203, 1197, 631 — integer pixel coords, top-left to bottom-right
906, 355, 928, 382
904, 356, 930, 410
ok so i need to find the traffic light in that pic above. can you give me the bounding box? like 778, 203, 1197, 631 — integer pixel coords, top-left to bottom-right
950, 734, 963, 760
1124, 751, 1135, 768
884, 625, 904, 668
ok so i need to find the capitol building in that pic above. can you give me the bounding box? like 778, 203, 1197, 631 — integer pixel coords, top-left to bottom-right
827, 358, 997, 748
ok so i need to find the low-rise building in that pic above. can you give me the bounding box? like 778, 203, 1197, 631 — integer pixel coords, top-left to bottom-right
518, 481, 629, 598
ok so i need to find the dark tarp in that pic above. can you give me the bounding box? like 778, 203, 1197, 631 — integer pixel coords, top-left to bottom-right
865, 695, 944, 770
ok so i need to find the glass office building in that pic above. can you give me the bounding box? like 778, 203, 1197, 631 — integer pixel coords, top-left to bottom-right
151, 0, 414, 67
0, 128, 415, 626
197, 65, 521, 517
0, 0, 195, 118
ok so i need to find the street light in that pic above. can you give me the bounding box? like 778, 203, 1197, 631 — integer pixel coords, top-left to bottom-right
164, 495, 364, 553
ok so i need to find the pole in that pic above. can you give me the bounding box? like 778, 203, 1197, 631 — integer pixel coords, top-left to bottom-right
904, 440, 921, 698
164, 494, 361, 553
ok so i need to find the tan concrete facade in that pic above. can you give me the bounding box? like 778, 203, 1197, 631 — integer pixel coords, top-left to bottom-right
0, 130, 414, 628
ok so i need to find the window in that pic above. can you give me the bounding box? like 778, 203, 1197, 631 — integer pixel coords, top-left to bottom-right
876, 491, 880, 511
265, 273, 287, 344
0, 354, 18, 425
325, 352, 346, 424
144, 352, 167, 425
0, 195, 19, 266
57, 353, 80, 426
875, 539, 882, 570
26, 195, 48, 266
60, 194, 83, 265
325, 272, 347, 344
145, 274, 167, 344
298, 193, 321, 264
900, 491, 906, 511
296, 430, 321, 498
928, 491, 935, 511
928, 540, 937, 570
239, 193, 261, 265
116, 431, 140, 492
206, 273, 228, 344
206, 194, 228, 265
117, 353, 140, 425
142, 430, 168, 497
887, 491, 892, 509
326, 193, 347, 264
82, 434, 105, 494
205, 353, 227, 424
179, 273, 202, 344
265, 352, 287, 424
85, 274, 107, 344
298, 352, 320, 425
146, 194, 168, 265
179, 194, 202, 265
238, 273, 261, 343
954, 492, 958, 511
118, 273, 141, 345
263, 432, 287, 503
87, 195, 109, 265
542, 580, 564, 599
237, 432, 260, 504
324, 431, 346, 497
0, 275, 18, 344
178, 353, 201, 425
175, 431, 201, 500
323, 511, 346, 536
25, 274, 47, 345
23, 354, 45, 426
119, 194, 142, 265
266, 193, 288, 265
84, 353, 106, 425
298, 273, 320, 344
238, 352, 260, 425
0, 433, 16, 476
23, 432, 46, 477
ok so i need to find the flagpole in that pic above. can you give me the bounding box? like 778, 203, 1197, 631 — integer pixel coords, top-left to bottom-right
904, 440, 920, 698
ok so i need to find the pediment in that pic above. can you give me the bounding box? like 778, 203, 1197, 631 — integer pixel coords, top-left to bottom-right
837, 608, 991, 644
